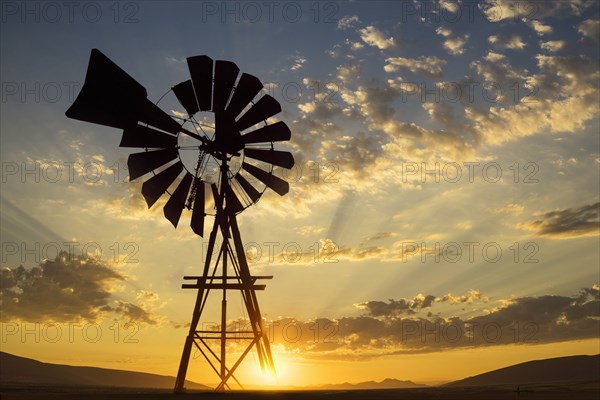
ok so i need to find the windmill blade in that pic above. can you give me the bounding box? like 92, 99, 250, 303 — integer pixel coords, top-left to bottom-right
136, 98, 184, 135
120, 125, 178, 148
235, 95, 281, 132
226, 185, 244, 215
241, 121, 291, 144
235, 173, 261, 204
141, 161, 184, 207
226, 73, 263, 119
128, 149, 178, 181
190, 179, 205, 236
172, 80, 199, 116
187, 55, 213, 111
164, 172, 193, 228
244, 149, 295, 169
213, 60, 240, 112
242, 162, 289, 196
65, 49, 147, 130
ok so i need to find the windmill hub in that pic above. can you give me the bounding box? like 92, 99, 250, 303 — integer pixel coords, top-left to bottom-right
65, 49, 295, 391
215, 110, 245, 154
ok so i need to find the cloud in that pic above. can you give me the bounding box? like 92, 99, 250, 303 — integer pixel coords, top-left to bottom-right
384, 56, 446, 77
336, 64, 362, 83
351, 41, 364, 50
528, 20, 553, 36
101, 301, 157, 325
356, 294, 437, 317
519, 202, 600, 239
540, 40, 566, 52
337, 15, 360, 30
421, 101, 461, 132
258, 287, 599, 359
0, 253, 140, 323
496, 203, 525, 216
359, 26, 396, 49
294, 225, 326, 236
578, 18, 599, 41
340, 79, 476, 163
278, 34, 597, 218
488, 33, 526, 50
246, 238, 389, 268
480, 0, 596, 22
435, 27, 452, 37
341, 84, 399, 121
291, 55, 307, 71
361, 231, 397, 245
442, 36, 469, 55
435, 27, 468, 55
439, 0, 461, 13
440, 289, 488, 304
470, 51, 527, 104
467, 53, 599, 144
356, 290, 488, 317
379, 119, 475, 161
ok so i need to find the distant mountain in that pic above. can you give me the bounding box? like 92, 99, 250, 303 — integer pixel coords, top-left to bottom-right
447, 354, 600, 387
0, 352, 209, 390
315, 378, 426, 390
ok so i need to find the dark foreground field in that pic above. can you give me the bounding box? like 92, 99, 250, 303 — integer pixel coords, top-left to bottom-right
2, 381, 599, 400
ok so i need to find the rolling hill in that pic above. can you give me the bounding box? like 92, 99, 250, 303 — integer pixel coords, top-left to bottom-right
314, 378, 426, 390
2, 351, 598, 393
447, 354, 600, 387
0, 352, 209, 390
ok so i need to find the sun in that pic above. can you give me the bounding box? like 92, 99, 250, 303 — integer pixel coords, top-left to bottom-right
249, 347, 294, 388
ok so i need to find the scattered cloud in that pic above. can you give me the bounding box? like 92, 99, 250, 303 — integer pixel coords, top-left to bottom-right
294, 225, 326, 236
337, 64, 362, 83
258, 287, 599, 359
101, 300, 157, 325
356, 290, 486, 317
440, 289, 488, 304
337, 15, 360, 30
356, 293, 437, 316
1, 253, 156, 324
359, 26, 396, 49
361, 232, 397, 245
528, 20, 553, 36
480, 0, 596, 22
384, 56, 446, 77
488, 33, 526, 50
436, 27, 452, 38
467, 53, 599, 144
541, 40, 566, 52
519, 202, 600, 239
442, 36, 469, 55
578, 18, 599, 41
291, 55, 307, 71
435, 27, 468, 55
496, 203, 525, 216
247, 238, 389, 268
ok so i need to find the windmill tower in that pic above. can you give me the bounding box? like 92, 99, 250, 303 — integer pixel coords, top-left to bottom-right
65, 49, 294, 391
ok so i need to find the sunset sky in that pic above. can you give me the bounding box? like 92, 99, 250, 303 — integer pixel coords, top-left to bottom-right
1, 0, 599, 388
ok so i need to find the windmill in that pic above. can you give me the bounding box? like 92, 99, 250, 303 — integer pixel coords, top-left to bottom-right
65, 49, 294, 391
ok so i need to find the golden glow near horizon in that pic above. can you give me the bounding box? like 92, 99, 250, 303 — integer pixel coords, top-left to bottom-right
1, 0, 599, 389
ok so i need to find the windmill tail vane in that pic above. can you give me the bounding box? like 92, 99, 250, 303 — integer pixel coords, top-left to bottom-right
66, 48, 294, 391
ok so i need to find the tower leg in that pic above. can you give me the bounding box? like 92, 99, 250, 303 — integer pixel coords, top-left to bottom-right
174, 212, 221, 393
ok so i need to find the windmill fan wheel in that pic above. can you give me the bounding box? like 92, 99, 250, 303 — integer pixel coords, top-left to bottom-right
67, 49, 295, 237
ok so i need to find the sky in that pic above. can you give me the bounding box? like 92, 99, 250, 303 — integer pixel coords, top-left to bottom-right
1, 0, 599, 388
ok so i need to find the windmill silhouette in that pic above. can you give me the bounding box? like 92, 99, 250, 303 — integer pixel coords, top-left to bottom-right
66, 49, 294, 391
